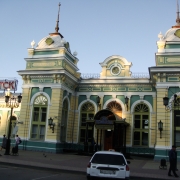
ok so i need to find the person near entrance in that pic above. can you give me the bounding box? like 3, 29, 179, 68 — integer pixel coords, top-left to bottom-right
1, 135, 7, 150
168, 145, 179, 177
0, 135, 7, 156
12, 135, 21, 155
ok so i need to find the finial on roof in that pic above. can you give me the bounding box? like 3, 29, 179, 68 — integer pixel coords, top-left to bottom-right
55, 3, 61, 33
49, 3, 64, 37
172, 0, 180, 28
176, 0, 180, 24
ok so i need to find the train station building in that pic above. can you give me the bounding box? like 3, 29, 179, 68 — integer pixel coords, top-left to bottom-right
1, 4, 180, 160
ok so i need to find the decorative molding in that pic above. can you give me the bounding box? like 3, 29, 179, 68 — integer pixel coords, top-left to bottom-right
34, 95, 48, 105
81, 73, 149, 79
78, 84, 153, 87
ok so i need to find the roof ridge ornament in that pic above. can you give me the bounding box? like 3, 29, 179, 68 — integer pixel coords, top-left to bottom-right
172, 0, 180, 28
49, 3, 64, 38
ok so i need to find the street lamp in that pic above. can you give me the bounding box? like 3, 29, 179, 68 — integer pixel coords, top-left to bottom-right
158, 120, 163, 138
48, 117, 55, 133
4, 90, 22, 155
96, 96, 100, 104
96, 96, 101, 110
163, 93, 177, 111
125, 96, 129, 111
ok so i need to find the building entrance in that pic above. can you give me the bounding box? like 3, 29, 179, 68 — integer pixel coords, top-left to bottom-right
104, 130, 113, 150
93, 108, 129, 153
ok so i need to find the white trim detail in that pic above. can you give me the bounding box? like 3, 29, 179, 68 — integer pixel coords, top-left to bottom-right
30, 92, 51, 106
130, 100, 153, 113
99, 55, 132, 67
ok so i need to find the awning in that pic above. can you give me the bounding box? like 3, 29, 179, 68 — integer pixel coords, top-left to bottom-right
94, 109, 129, 129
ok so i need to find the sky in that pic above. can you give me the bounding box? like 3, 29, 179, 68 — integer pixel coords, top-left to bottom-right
0, 0, 177, 92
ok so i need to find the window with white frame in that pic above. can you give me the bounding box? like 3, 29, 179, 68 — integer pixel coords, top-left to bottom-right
79, 102, 95, 143
133, 103, 149, 146
31, 95, 48, 140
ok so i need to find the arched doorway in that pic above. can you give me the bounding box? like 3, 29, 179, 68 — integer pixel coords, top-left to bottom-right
105, 101, 122, 150
94, 101, 129, 152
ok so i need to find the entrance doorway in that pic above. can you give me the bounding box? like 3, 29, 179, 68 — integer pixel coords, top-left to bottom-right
104, 130, 113, 150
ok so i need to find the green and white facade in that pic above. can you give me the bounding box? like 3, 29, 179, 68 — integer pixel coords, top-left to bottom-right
1, 5, 180, 160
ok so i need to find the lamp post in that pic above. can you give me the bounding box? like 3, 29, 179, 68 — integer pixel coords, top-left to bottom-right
4, 91, 22, 155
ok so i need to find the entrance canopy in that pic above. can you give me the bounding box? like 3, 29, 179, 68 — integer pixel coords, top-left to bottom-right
94, 109, 129, 130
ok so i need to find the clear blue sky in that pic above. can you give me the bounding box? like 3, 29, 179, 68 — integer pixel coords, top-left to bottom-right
0, 0, 177, 92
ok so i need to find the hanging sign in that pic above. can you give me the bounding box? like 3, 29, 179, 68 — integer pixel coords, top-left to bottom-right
95, 116, 114, 125
0, 80, 18, 91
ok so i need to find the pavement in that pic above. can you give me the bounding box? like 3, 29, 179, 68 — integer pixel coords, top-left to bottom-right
0, 149, 179, 180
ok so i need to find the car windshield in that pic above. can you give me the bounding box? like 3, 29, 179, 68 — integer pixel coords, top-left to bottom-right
91, 154, 126, 165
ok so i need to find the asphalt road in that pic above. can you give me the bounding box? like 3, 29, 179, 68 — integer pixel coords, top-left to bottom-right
0, 164, 166, 180
0, 165, 86, 180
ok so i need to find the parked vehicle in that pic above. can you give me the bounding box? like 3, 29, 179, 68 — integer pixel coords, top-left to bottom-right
87, 151, 130, 179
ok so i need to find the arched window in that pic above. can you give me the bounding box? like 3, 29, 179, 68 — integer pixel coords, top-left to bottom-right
106, 101, 122, 112
60, 99, 68, 142
106, 101, 122, 117
31, 95, 48, 140
79, 102, 95, 143
133, 103, 149, 146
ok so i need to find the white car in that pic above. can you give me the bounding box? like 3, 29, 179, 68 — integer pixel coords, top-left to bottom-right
87, 151, 130, 179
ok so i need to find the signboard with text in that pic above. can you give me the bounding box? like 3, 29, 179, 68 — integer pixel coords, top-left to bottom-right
0, 80, 18, 91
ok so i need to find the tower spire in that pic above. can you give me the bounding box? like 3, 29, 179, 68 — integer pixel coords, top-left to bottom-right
172, 0, 180, 28
49, 3, 64, 37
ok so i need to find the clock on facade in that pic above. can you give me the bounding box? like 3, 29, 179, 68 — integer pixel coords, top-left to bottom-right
45, 37, 54, 45
111, 66, 121, 75
174, 29, 180, 38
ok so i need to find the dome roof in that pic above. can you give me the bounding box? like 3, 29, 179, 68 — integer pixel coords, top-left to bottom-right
163, 2, 180, 42
36, 34, 65, 49
164, 28, 180, 41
